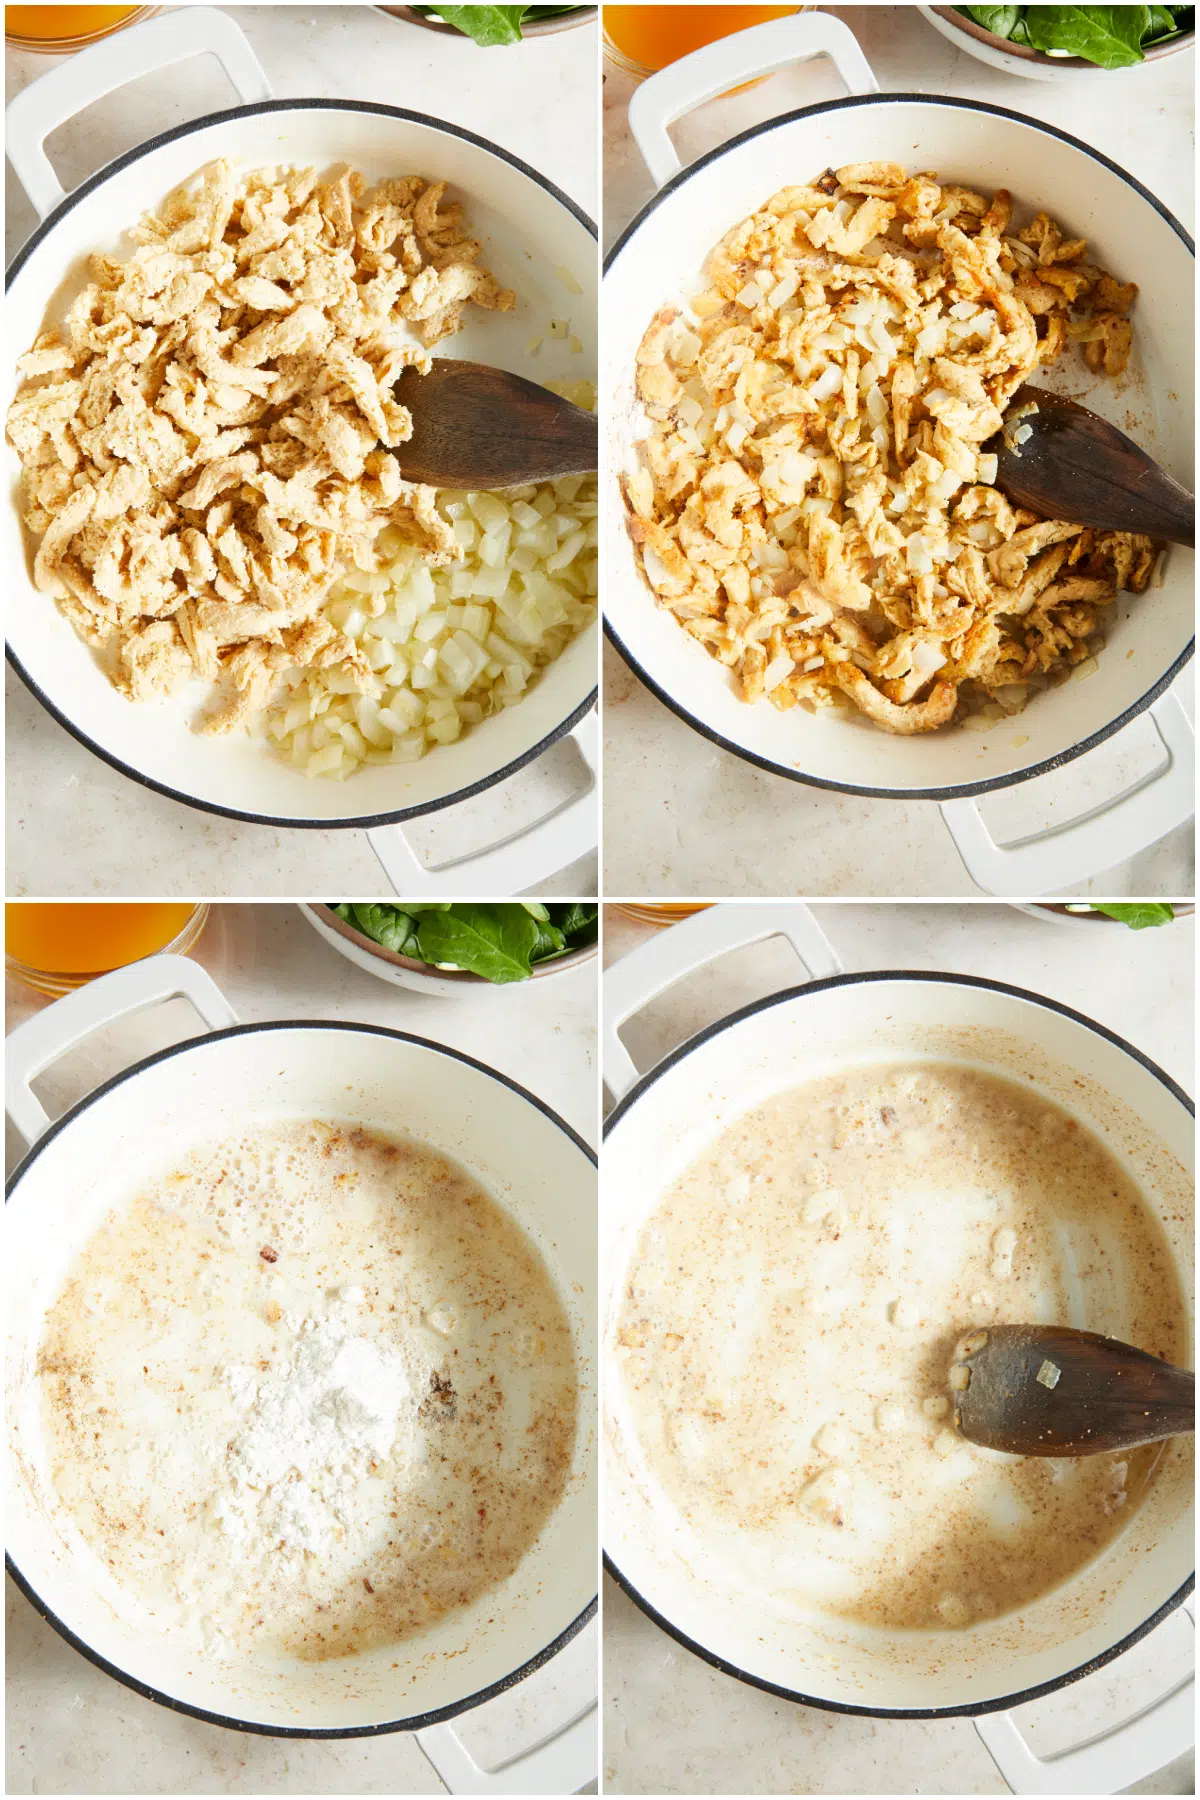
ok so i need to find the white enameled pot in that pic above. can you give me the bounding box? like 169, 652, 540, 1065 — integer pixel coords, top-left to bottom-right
4, 7, 598, 897
603, 13, 1195, 895
5, 956, 597, 1793
602, 905, 1195, 1795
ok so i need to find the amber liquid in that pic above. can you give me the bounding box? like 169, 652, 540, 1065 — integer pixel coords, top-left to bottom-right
603, 5, 801, 73
6, 5, 141, 39
615, 904, 713, 927
5, 904, 199, 976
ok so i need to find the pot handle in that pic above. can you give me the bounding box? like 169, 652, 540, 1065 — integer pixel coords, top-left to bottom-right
974, 1598, 1195, 1794
627, 11, 878, 192
415, 1699, 596, 1795
366, 710, 597, 897
5, 954, 238, 1148
603, 902, 842, 1103
940, 690, 1194, 895
5, 5, 272, 221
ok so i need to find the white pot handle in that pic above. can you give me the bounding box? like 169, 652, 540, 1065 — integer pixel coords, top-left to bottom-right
5, 954, 238, 1148
940, 690, 1194, 895
603, 902, 842, 1103
974, 1598, 1195, 1794
627, 11, 878, 191
416, 1700, 596, 1795
367, 710, 597, 897
5, 5, 272, 220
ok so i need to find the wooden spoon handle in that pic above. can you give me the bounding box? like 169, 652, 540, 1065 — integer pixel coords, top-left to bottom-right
991, 390, 1195, 548
954, 1324, 1195, 1457
392, 360, 597, 488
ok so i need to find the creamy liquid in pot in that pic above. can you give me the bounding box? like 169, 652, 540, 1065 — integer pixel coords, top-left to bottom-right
616, 1062, 1186, 1631
38, 1120, 576, 1661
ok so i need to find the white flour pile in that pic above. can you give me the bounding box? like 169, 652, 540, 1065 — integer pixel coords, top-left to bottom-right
215, 1307, 424, 1561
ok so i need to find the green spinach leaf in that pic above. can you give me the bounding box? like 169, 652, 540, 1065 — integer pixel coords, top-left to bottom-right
416, 904, 540, 981
330, 900, 595, 979
1090, 902, 1176, 929
554, 902, 599, 943
424, 5, 530, 45
335, 903, 420, 955
1142, 1, 1189, 36
1022, 5, 1149, 66
957, 5, 1023, 36
530, 921, 568, 962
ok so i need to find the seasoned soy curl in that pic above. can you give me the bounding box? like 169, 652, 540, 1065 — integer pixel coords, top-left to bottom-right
625, 162, 1158, 735
7, 160, 514, 734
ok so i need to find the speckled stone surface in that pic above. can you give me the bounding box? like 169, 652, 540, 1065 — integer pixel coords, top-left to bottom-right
601, 5, 1195, 898
5, 903, 599, 1794
5, 4, 598, 900
601, 901, 1194, 1794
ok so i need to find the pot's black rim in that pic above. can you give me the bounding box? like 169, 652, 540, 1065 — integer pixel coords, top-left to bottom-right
5, 97, 598, 832
604, 91, 1195, 803
603, 967, 1195, 1718
6, 1017, 597, 1738
602, 1552, 1192, 1723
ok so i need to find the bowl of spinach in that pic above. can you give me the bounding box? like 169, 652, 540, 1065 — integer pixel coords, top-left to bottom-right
379, 6, 596, 45
1013, 902, 1193, 928
922, 6, 1193, 76
304, 901, 598, 994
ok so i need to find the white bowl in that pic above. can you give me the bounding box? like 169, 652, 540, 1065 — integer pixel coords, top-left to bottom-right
918, 6, 1196, 82
1011, 901, 1194, 929
301, 902, 598, 996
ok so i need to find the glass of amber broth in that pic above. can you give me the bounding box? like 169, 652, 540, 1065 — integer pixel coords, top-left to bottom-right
6, 905, 208, 996
5, 7, 157, 52
602, 5, 807, 83
614, 904, 713, 928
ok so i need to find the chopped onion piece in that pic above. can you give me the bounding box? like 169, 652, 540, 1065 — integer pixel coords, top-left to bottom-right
269, 448, 597, 777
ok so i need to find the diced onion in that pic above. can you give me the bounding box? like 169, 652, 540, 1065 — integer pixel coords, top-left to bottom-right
269, 449, 597, 777
811, 362, 842, 403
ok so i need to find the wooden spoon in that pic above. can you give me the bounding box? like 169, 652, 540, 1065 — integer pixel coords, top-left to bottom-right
951, 1324, 1195, 1456
390, 359, 597, 489
986, 386, 1194, 548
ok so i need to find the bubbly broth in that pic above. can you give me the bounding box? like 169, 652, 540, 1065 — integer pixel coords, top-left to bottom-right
615, 1062, 1186, 1631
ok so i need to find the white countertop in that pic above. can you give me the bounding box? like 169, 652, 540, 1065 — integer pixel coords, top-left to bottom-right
4, 3, 598, 899
601, 901, 1194, 1795
5, 902, 598, 1794
601, 4, 1195, 898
